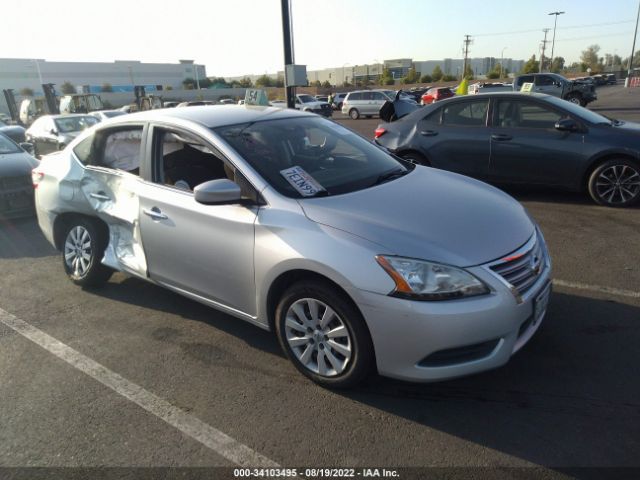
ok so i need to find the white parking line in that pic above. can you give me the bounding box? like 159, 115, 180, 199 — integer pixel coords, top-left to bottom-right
0, 308, 279, 468
553, 279, 640, 299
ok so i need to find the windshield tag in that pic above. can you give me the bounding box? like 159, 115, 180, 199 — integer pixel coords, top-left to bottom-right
280, 166, 326, 197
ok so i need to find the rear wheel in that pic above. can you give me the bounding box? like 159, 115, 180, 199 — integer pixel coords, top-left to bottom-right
349, 108, 360, 120
275, 280, 374, 388
400, 152, 429, 166
588, 158, 640, 207
62, 218, 112, 287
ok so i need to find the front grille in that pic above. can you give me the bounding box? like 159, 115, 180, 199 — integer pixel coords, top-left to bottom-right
1, 175, 31, 190
490, 235, 544, 296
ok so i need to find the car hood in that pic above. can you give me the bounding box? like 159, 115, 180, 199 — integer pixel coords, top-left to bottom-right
0, 151, 39, 177
302, 101, 330, 107
299, 167, 534, 267
611, 120, 640, 133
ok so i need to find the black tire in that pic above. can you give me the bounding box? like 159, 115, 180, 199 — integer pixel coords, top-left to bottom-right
400, 152, 430, 166
588, 158, 640, 207
62, 217, 113, 287
349, 108, 360, 120
566, 93, 582, 106
275, 280, 374, 388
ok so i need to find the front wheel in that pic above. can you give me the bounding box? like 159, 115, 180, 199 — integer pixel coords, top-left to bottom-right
62, 218, 113, 287
275, 280, 374, 388
349, 108, 360, 120
566, 94, 582, 106
588, 158, 640, 207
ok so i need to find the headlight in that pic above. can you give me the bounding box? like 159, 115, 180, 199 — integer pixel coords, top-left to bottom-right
376, 255, 489, 301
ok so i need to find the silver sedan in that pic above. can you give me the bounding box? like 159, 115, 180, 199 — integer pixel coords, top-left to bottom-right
33, 106, 552, 388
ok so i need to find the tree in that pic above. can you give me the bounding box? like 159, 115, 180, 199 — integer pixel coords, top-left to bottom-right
321, 80, 332, 88
442, 74, 457, 82
401, 67, 419, 85
312, 80, 321, 87
182, 77, 196, 89
60, 81, 76, 94
19, 87, 34, 97
431, 65, 443, 82
622, 50, 640, 69
275, 76, 285, 88
420, 74, 432, 83
522, 55, 539, 74
550, 57, 565, 73
101, 83, 113, 93
235, 77, 253, 88
379, 68, 395, 86
255, 74, 274, 88
580, 44, 601, 71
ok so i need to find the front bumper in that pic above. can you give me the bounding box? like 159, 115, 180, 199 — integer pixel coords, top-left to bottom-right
349, 237, 552, 382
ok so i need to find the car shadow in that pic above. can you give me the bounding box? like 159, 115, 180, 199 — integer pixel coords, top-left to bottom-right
339, 291, 640, 469
496, 184, 640, 209
89, 274, 284, 358
0, 216, 56, 259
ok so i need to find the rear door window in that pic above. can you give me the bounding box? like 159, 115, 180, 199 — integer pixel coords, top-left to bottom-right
442, 100, 489, 127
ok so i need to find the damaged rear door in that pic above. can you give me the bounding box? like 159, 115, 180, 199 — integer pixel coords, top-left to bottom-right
80, 123, 148, 277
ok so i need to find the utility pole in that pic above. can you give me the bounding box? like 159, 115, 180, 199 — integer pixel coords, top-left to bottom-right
540, 29, 550, 72
625, 0, 640, 87
280, 0, 295, 108
548, 11, 565, 71
462, 35, 472, 79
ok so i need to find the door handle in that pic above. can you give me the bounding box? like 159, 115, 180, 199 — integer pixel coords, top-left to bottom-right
89, 192, 111, 201
491, 134, 512, 141
143, 208, 168, 220
420, 130, 438, 137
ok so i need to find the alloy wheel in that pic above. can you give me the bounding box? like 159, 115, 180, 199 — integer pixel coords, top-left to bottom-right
284, 298, 352, 377
64, 226, 93, 278
595, 164, 640, 205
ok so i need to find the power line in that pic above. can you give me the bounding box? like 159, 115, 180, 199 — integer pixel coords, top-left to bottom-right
555, 31, 634, 42
472, 19, 634, 37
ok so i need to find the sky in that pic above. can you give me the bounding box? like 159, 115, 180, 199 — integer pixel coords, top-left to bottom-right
4, 0, 639, 77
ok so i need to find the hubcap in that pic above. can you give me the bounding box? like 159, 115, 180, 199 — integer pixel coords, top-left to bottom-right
595, 164, 640, 204
284, 298, 352, 377
64, 226, 92, 277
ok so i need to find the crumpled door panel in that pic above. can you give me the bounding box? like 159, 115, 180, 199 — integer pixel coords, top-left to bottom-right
80, 170, 147, 278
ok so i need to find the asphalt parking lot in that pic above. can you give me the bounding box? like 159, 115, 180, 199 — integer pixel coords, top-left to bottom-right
1, 85, 639, 479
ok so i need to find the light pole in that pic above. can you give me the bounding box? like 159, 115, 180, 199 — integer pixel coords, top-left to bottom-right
548, 11, 565, 71
500, 47, 507, 79
31, 59, 43, 86
625, 0, 640, 87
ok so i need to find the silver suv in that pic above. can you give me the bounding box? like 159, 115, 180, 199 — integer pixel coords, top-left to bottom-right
341, 90, 396, 119
34, 106, 551, 388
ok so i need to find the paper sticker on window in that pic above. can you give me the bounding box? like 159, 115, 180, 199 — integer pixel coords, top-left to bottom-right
280, 166, 326, 197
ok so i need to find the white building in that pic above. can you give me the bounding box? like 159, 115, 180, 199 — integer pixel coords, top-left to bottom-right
0, 58, 206, 113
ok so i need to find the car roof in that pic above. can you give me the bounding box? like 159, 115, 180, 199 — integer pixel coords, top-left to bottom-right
119, 105, 312, 128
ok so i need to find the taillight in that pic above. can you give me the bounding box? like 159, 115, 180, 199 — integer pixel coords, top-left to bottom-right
32, 169, 44, 189
374, 127, 387, 138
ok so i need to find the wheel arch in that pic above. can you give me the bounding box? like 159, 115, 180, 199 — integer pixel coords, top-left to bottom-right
581, 151, 640, 191
53, 212, 109, 251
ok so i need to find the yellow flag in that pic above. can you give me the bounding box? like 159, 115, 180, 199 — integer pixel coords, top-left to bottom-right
456, 78, 469, 96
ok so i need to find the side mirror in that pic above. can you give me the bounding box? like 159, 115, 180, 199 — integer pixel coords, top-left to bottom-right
50, 128, 57, 135
555, 118, 580, 132
19, 142, 34, 154
194, 179, 242, 205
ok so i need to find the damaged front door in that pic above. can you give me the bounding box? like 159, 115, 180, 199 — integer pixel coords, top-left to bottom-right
81, 125, 148, 278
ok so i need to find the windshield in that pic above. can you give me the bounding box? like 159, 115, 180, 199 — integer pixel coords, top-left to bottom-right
543, 96, 614, 125
0, 134, 20, 154
54, 116, 98, 133
297, 95, 316, 103
215, 116, 408, 198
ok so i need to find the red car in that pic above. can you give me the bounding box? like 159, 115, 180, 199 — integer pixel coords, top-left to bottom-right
421, 87, 454, 105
